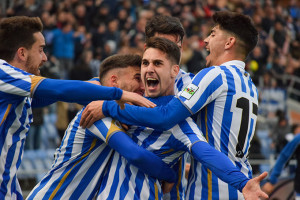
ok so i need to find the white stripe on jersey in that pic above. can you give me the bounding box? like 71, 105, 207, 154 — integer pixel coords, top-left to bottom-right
27, 110, 124, 200
180, 60, 257, 200
97, 116, 206, 200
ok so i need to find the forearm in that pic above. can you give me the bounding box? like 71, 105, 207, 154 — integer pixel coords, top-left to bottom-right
34, 79, 122, 103
108, 132, 176, 182
32, 97, 56, 107
103, 97, 191, 130
191, 141, 249, 192
269, 135, 300, 184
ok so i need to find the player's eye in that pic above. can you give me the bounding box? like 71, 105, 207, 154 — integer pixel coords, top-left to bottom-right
142, 60, 149, 66
154, 61, 161, 66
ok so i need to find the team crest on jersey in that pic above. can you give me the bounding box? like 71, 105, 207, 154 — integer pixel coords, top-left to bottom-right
180, 83, 198, 99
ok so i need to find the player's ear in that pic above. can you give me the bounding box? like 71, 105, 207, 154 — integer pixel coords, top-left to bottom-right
225, 36, 235, 50
171, 65, 180, 78
110, 75, 119, 87
16, 47, 28, 62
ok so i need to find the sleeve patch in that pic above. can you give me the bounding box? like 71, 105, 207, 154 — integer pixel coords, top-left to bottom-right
105, 119, 125, 143
30, 75, 45, 96
180, 83, 199, 100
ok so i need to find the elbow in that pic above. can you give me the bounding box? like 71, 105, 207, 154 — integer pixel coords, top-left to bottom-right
126, 150, 144, 165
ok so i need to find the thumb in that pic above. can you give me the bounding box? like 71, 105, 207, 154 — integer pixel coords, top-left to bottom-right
256, 172, 268, 182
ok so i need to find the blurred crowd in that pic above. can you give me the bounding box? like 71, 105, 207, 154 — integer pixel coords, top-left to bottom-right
1, 0, 300, 173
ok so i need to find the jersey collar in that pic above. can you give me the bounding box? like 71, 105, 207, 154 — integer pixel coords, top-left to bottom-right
220, 60, 245, 69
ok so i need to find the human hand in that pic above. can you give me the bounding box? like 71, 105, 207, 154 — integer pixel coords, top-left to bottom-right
262, 182, 274, 195
117, 91, 156, 109
242, 172, 269, 200
79, 101, 104, 128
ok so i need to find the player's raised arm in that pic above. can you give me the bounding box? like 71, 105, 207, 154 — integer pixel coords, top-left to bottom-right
33, 78, 155, 107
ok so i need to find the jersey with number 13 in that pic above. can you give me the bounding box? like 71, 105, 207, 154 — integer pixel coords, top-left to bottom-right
178, 60, 258, 200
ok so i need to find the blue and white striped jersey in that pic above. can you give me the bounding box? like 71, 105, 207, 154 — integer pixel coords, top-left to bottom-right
174, 69, 195, 95
0, 59, 45, 200
171, 69, 194, 200
96, 96, 206, 200
178, 60, 258, 200
27, 110, 124, 200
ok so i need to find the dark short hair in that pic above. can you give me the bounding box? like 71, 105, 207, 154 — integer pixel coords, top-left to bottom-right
99, 54, 142, 84
213, 11, 258, 56
145, 15, 185, 44
145, 37, 180, 65
0, 16, 43, 62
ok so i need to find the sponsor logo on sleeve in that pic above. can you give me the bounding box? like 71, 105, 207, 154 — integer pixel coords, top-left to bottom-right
180, 83, 198, 100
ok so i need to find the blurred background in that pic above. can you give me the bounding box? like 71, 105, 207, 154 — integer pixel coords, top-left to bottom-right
1, 0, 299, 198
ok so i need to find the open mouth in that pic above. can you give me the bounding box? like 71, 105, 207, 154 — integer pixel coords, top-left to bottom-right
146, 78, 159, 89
206, 48, 210, 55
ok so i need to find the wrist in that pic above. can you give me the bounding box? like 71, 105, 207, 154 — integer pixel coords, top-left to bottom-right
102, 101, 109, 117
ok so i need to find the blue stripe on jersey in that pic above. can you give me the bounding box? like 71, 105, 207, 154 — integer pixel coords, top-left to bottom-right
201, 166, 209, 199
0, 91, 22, 101
0, 67, 31, 92
107, 156, 123, 199
0, 104, 15, 155
247, 79, 254, 98
219, 66, 235, 156
63, 118, 80, 162
232, 65, 246, 93
220, 66, 238, 199
135, 170, 145, 199
255, 87, 259, 101
211, 174, 219, 200
120, 163, 132, 199
187, 160, 197, 198
205, 102, 216, 146
244, 118, 254, 156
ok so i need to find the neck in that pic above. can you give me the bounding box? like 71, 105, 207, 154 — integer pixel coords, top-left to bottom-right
9, 60, 26, 71
213, 52, 245, 66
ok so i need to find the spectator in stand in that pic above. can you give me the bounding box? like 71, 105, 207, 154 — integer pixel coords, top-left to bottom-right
270, 111, 291, 154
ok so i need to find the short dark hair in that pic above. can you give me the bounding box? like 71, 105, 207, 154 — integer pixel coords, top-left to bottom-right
212, 11, 258, 56
145, 15, 185, 44
0, 16, 43, 62
145, 37, 180, 65
99, 54, 142, 84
